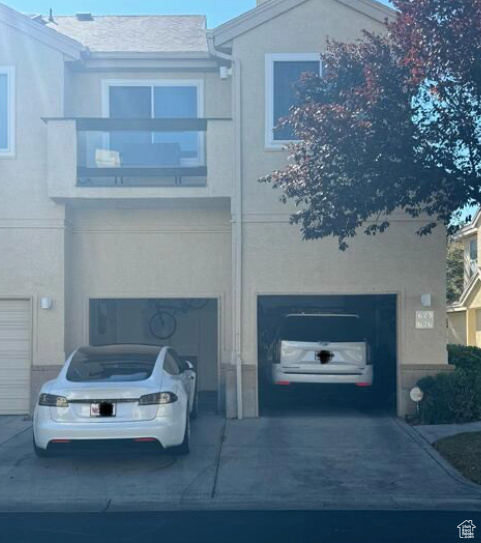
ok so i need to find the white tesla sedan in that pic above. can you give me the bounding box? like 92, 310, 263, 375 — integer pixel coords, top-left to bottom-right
33, 345, 197, 457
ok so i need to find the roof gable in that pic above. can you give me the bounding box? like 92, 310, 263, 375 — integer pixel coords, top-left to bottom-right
213, 0, 396, 47
0, 2, 84, 59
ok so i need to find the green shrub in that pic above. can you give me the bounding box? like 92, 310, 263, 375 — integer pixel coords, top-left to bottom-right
447, 344, 481, 373
417, 368, 481, 424
414, 345, 481, 424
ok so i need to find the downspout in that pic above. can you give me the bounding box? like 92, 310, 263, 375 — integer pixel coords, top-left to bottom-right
207, 33, 243, 419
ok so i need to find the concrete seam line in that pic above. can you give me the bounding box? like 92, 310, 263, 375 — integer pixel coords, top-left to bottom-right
0, 425, 32, 449
394, 418, 481, 494
211, 418, 228, 499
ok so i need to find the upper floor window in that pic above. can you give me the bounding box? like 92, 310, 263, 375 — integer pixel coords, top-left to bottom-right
102, 80, 204, 167
265, 54, 321, 148
0, 67, 15, 157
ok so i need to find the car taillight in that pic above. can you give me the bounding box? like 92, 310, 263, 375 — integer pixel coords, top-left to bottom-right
138, 392, 178, 405
39, 394, 69, 408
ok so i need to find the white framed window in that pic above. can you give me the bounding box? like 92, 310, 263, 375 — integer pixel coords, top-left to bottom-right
265, 54, 322, 149
0, 67, 15, 157
101, 79, 204, 167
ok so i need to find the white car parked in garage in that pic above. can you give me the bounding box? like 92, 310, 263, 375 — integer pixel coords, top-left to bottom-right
33, 345, 197, 457
269, 314, 373, 387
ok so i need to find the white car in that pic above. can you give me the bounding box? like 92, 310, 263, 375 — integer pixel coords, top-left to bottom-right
33, 344, 197, 457
269, 314, 373, 386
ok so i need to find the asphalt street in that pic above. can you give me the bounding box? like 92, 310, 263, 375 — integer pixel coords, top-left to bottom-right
0, 511, 479, 543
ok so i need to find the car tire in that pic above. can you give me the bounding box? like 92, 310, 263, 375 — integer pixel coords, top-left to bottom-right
172, 413, 190, 456
33, 437, 51, 458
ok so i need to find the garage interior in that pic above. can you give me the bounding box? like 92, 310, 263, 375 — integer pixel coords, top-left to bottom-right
89, 298, 219, 412
257, 295, 397, 415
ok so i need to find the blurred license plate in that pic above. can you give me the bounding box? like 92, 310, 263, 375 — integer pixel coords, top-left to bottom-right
90, 402, 116, 417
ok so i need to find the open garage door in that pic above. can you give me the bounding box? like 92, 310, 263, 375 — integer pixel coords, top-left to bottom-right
89, 298, 218, 412
258, 295, 397, 415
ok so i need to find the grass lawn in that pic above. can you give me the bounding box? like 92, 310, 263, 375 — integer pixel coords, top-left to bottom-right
434, 432, 481, 485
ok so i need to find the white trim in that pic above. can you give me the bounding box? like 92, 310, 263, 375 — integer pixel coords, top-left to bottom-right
0, 66, 15, 158
101, 79, 205, 167
265, 53, 321, 149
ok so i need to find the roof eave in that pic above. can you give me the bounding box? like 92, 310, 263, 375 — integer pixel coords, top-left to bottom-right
0, 2, 86, 59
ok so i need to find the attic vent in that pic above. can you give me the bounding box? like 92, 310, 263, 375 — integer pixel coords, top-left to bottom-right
76, 13, 94, 21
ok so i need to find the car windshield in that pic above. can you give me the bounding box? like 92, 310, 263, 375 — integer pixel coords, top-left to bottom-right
279, 316, 365, 343
66, 347, 160, 382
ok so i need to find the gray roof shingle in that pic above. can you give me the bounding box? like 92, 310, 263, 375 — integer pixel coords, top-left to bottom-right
45, 15, 208, 54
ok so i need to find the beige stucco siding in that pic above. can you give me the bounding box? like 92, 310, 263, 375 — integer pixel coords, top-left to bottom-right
233, 0, 387, 216
64, 204, 232, 379
64, 69, 232, 120
0, 21, 67, 373
227, 0, 449, 416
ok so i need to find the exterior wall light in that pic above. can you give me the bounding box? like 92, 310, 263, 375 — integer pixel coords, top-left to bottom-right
421, 294, 432, 307
40, 297, 53, 310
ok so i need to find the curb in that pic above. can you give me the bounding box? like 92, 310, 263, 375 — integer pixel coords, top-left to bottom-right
395, 418, 481, 494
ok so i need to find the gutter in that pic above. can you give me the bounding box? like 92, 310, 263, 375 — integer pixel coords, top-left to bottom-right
207, 32, 243, 420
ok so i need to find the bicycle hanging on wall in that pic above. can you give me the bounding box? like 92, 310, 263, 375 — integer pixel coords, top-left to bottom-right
148, 299, 209, 340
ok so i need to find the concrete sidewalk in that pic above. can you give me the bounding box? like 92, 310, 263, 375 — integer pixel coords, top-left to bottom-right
0, 412, 479, 512
412, 421, 481, 444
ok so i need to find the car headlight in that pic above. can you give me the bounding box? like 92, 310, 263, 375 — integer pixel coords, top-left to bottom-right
138, 392, 178, 405
39, 393, 69, 408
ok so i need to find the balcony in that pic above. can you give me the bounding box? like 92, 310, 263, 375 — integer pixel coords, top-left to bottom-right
45, 117, 234, 201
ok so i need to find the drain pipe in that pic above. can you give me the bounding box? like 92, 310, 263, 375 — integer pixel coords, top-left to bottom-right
207, 33, 243, 420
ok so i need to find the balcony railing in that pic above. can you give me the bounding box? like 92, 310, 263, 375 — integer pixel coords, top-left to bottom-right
75, 118, 208, 187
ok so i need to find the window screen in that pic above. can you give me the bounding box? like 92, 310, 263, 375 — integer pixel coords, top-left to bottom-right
273, 60, 320, 141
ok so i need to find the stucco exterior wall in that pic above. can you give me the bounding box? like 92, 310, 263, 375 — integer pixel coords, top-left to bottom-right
64, 203, 232, 401
0, 22, 67, 370
229, 0, 449, 417
0, 0, 450, 418
64, 68, 232, 120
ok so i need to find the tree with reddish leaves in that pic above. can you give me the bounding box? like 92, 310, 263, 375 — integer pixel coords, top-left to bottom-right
261, 0, 481, 250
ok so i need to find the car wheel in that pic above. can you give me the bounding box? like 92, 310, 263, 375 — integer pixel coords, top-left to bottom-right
172, 413, 190, 456
190, 390, 199, 420
33, 437, 51, 458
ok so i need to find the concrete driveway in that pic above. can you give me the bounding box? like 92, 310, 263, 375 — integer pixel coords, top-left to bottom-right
0, 409, 479, 512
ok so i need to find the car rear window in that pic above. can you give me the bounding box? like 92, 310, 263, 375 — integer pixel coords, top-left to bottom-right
66, 349, 159, 382
279, 316, 365, 343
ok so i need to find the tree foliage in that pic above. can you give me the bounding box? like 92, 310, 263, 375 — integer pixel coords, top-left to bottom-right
261, 0, 481, 249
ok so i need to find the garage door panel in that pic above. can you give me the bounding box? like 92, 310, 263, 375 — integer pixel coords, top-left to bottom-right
0, 300, 31, 414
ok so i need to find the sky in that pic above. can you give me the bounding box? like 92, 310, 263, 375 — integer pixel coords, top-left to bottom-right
4, 0, 392, 28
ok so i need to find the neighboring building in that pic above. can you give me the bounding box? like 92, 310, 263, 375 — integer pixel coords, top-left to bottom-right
447, 209, 481, 346
0, 0, 451, 419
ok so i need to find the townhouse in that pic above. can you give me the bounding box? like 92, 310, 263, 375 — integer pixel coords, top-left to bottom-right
0, 0, 451, 418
